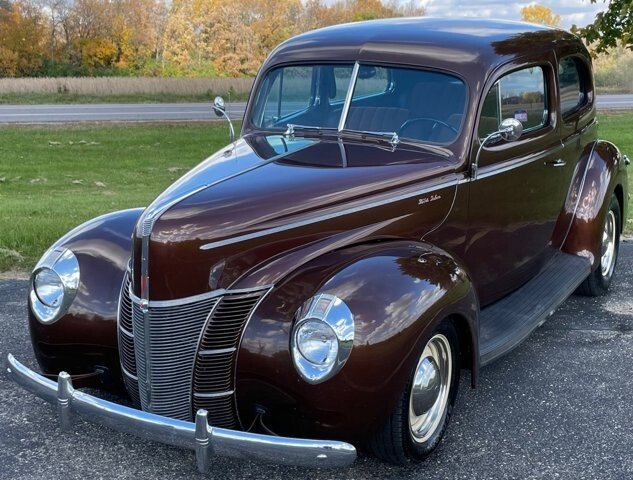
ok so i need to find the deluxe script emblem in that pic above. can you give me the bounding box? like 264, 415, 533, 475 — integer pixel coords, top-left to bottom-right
418, 194, 441, 205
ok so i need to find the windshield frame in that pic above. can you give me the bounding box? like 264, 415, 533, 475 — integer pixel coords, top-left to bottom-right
243, 61, 470, 149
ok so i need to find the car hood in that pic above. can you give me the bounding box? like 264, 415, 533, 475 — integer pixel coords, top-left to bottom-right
132, 134, 457, 300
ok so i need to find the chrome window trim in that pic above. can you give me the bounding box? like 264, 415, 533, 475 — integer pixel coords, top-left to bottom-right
338, 62, 360, 132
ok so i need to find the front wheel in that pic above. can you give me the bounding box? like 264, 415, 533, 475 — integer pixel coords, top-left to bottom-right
369, 320, 460, 465
577, 194, 621, 296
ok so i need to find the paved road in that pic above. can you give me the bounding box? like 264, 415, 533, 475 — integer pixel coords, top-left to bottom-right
1, 243, 633, 479
0, 102, 248, 123
0, 94, 632, 123
598, 94, 633, 109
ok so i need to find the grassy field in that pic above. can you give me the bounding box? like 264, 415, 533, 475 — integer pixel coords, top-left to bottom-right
0, 77, 253, 104
0, 115, 631, 273
0, 122, 237, 272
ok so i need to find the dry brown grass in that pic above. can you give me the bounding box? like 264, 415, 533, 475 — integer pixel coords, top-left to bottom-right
0, 77, 253, 96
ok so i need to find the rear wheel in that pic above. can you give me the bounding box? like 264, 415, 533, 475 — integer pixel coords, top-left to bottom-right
577, 194, 621, 296
370, 320, 460, 465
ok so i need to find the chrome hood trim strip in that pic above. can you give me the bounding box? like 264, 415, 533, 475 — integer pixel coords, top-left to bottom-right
200, 174, 462, 251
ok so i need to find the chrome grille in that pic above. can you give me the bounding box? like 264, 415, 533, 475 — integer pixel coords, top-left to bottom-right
117, 272, 140, 406
134, 294, 220, 421
117, 270, 268, 427
193, 292, 266, 428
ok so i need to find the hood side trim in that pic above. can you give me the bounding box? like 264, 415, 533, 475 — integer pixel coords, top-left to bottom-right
200, 174, 462, 251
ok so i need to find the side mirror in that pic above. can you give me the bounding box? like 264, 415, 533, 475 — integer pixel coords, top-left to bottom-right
212, 96, 235, 143
213, 96, 226, 117
471, 118, 524, 179
498, 118, 523, 142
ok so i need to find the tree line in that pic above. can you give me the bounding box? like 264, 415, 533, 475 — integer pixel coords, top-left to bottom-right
0, 0, 423, 78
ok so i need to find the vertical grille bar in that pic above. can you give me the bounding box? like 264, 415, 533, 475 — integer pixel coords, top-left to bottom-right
134, 296, 220, 420
117, 272, 140, 407
193, 291, 267, 428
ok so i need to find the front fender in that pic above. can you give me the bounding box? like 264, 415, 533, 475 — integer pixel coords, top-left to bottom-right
562, 140, 628, 267
28, 208, 143, 382
235, 240, 478, 442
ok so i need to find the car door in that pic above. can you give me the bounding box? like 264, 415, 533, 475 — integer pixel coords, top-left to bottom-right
465, 62, 571, 306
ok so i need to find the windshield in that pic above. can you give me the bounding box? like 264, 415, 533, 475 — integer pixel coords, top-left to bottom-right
250, 63, 467, 145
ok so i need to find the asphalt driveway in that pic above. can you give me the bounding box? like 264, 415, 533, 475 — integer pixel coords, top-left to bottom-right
1, 243, 632, 479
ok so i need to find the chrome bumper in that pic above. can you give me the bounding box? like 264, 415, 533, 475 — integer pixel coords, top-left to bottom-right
5, 354, 356, 470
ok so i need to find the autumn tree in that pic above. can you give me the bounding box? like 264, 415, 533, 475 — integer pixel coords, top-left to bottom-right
520, 4, 561, 27
0, 0, 47, 76
3, 0, 427, 77
577, 0, 633, 53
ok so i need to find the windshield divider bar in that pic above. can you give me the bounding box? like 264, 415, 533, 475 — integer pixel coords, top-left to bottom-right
338, 62, 359, 132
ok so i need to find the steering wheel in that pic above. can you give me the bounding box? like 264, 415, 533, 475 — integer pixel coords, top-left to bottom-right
398, 117, 458, 139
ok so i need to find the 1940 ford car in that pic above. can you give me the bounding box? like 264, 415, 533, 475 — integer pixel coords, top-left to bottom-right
6, 18, 629, 469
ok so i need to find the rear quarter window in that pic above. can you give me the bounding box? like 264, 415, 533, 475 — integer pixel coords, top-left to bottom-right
559, 57, 587, 116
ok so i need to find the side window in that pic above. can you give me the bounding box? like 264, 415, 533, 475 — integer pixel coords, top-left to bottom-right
478, 66, 547, 138
352, 65, 390, 99
261, 66, 314, 125
331, 66, 355, 102
559, 57, 586, 115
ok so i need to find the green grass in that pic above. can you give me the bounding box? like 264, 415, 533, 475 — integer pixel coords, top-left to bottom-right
0, 122, 237, 271
0, 92, 250, 105
0, 115, 630, 273
598, 113, 633, 234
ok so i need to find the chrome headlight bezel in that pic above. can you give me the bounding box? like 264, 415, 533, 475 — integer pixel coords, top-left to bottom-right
29, 248, 80, 325
291, 293, 354, 385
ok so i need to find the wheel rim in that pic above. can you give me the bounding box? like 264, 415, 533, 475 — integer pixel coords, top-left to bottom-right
408, 333, 452, 443
601, 210, 617, 278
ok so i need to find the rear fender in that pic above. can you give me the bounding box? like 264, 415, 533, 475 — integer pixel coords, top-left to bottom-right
235, 240, 478, 442
560, 141, 628, 268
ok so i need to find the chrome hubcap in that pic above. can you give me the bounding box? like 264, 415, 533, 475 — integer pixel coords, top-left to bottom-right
409, 334, 452, 443
601, 210, 616, 278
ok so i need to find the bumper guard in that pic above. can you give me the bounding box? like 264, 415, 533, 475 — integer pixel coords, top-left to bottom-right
5, 354, 356, 471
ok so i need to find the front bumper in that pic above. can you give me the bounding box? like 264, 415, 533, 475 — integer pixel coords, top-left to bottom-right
5, 354, 356, 471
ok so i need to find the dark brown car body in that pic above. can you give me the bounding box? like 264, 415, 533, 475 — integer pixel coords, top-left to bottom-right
28, 18, 628, 445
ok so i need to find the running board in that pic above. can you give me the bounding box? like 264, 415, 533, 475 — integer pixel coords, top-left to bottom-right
479, 251, 591, 366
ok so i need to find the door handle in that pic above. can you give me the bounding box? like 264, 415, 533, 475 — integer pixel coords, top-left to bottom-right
546, 158, 566, 167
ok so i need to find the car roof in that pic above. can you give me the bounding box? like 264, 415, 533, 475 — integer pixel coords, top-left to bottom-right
263, 17, 580, 79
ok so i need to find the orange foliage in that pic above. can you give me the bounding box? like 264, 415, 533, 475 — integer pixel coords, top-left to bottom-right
520, 4, 561, 28
2, 0, 425, 77
0, 1, 46, 76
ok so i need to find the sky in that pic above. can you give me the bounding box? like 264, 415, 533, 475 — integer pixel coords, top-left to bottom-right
417, 0, 608, 29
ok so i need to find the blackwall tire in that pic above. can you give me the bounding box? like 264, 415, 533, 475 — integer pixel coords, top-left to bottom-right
369, 319, 460, 465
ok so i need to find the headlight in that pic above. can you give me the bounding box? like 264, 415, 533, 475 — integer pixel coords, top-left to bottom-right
29, 248, 80, 324
295, 320, 339, 365
33, 269, 64, 308
291, 293, 354, 384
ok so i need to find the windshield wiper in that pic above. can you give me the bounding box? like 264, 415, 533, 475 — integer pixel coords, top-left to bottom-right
285, 124, 400, 151
284, 124, 338, 138
339, 128, 400, 151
